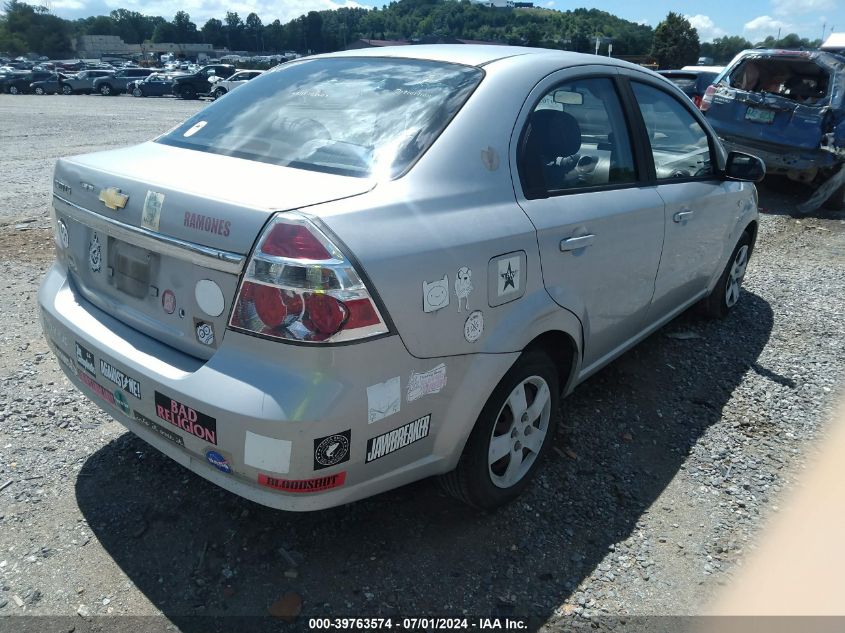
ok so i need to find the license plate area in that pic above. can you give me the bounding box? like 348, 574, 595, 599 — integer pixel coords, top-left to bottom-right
745, 106, 775, 124
108, 237, 157, 299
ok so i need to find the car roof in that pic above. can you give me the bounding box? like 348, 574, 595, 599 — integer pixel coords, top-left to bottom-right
313, 44, 642, 70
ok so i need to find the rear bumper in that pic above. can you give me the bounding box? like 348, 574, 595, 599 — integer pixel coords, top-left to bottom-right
719, 134, 838, 174
39, 263, 516, 511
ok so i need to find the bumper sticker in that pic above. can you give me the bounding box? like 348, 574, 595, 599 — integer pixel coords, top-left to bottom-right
244, 431, 291, 474
113, 389, 131, 416
99, 359, 142, 399
141, 191, 164, 232
313, 430, 351, 470
258, 472, 346, 494
366, 414, 431, 463
206, 450, 232, 474
78, 370, 115, 407
455, 266, 473, 313
154, 392, 218, 445
407, 363, 447, 402
75, 342, 96, 377
422, 275, 449, 313
49, 340, 74, 371
463, 310, 484, 343
367, 376, 401, 424
134, 411, 185, 447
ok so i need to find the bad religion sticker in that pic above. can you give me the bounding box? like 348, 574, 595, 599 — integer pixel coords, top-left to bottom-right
154, 391, 218, 445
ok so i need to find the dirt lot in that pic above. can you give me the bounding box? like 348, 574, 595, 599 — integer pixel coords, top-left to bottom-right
0, 94, 844, 632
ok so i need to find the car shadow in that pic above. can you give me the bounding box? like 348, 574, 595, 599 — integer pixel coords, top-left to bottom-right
757, 177, 845, 221
76, 291, 775, 632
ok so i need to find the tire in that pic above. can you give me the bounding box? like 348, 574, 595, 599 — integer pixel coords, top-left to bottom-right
701, 231, 752, 319
439, 349, 559, 509
822, 182, 845, 211
9, 86, 19, 95
61, 84, 72, 95
180, 85, 197, 100
34, 86, 44, 95
132, 87, 142, 97
99, 84, 112, 96
213, 88, 226, 100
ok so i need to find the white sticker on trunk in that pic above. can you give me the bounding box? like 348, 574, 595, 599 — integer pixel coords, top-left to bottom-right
244, 431, 292, 474
455, 267, 473, 312
141, 191, 164, 232
422, 275, 449, 313
367, 376, 401, 424
88, 232, 102, 273
464, 310, 484, 343
407, 364, 447, 402
497, 256, 520, 297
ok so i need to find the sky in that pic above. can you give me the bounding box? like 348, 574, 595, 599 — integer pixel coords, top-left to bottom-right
42, 0, 845, 43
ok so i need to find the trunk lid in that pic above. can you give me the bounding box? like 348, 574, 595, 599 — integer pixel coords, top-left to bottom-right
53, 142, 374, 359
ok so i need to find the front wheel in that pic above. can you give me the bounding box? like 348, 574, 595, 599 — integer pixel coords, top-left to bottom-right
9, 86, 19, 95
132, 87, 142, 97
701, 231, 752, 319
212, 88, 226, 100
439, 349, 559, 509
61, 84, 72, 95
180, 85, 197, 99
34, 86, 44, 95
99, 84, 112, 96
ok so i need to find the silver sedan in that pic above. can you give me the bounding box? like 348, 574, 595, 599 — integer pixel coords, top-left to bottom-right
39, 45, 763, 511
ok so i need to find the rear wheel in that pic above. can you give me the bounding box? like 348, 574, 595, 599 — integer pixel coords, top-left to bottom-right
99, 84, 112, 96
34, 86, 44, 95
132, 87, 142, 97
701, 231, 752, 319
180, 85, 197, 99
61, 84, 72, 95
9, 86, 19, 95
439, 349, 559, 509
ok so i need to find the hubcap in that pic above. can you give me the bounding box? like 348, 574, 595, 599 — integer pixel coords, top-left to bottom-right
488, 375, 552, 489
10, 87, 18, 94
725, 244, 749, 308
63, 85, 71, 94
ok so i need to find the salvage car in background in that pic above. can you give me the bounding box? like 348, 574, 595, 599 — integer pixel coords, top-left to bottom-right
658, 69, 720, 108
40, 46, 763, 512
702, 49, 845, 210
30, 72, 70, 95
2, 70, 53, 94
61, 69, 115, 94
129, 73, 174, 97
210, 69, 263, 99
92, 67, 154, 96
171, 64, 235, 99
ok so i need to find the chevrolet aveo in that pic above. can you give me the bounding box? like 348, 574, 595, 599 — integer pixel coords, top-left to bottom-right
39, 46, 764, 510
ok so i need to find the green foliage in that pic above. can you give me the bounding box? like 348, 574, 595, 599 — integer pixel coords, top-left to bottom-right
699, 36, 752, 64
651, 12, 699, 69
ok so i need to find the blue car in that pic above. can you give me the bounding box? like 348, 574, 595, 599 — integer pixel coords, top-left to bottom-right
128, 73, 173, 97
702, 49, 845, 211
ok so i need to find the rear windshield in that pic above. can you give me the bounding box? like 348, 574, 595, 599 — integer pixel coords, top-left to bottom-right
727, 57, 830, 104
157, 57, 483, 179
664, 76, 697, 90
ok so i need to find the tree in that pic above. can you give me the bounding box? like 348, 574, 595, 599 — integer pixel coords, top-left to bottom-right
201, 18, 225, 47
700, 35, 752, 64
172, 11, 198, 43
151, 21, 176, 43
651, 12, 700, 69
224, 11, 244, 50
245, 12, 263, 51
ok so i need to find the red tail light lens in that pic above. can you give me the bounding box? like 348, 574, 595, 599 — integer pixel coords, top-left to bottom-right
700, 84, 717, 111
229, 213, 389, 344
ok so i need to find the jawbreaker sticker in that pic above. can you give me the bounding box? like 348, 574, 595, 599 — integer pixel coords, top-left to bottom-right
99, 359, 141, 399
407, 363, 447, 402
366, 414, 431, 463
313, 430, 351, 470
258, 472, 346, 494
154, 392, 218, 444
141, 191, 164, 232
88, 232, 102, 273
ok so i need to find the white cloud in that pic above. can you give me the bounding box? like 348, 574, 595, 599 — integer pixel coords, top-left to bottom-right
772, 0, 834, 16
744, 15, 790, 36
685, 14, 726, 42
51, 0, 366, 25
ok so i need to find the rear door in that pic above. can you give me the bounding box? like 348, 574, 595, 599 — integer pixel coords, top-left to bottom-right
513, 67, 665, 372
624, 74, 742, 319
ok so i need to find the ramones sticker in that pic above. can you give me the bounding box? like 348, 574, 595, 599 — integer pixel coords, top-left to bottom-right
313, 430, 351, 470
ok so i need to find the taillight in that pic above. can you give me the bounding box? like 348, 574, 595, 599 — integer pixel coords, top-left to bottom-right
700, 84, 716, 111
229, 213, 389, 343
692, 94, 702, 108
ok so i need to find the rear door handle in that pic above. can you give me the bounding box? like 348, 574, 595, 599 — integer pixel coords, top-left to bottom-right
673, 209, 695, 223
560, 234, 595, 251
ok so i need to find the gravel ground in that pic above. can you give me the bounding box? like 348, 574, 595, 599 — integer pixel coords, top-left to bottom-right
0, 94, 844, 632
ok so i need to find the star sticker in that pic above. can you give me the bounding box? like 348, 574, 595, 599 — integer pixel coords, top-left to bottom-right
500, 261, 517, 292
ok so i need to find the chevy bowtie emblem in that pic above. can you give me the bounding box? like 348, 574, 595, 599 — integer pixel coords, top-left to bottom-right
99, 187, 128, 210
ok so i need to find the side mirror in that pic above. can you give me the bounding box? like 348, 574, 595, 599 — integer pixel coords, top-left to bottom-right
724, 151, 766, 183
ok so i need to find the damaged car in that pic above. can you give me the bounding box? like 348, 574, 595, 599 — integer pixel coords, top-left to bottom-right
702, 49, 845, 211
